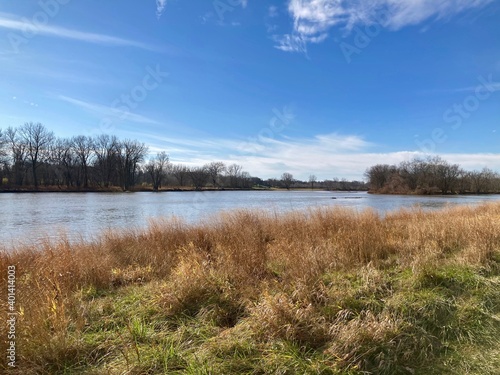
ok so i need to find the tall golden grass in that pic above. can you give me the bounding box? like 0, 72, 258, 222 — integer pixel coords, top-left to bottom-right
1, 203, 499, 374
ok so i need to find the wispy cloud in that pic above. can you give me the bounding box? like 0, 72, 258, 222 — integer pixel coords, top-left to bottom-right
156, 0, 167, 19
276, 0, 494, 52
0, 13, 158, 51
273, 33, 308, 53
420, 81, 500, 95
453, 83, 500, 93
269, 5, 279, 18
58, 95, 161, 125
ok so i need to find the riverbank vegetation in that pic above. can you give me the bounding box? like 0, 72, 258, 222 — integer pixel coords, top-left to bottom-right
0, 123, 366, 192
366, 156, 500, 195
1, 203, 499, 374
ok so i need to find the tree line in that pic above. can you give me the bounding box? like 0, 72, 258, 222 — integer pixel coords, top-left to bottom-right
365, 156, 500, 194
0, 123, 251, 191
0, 122, 367, 192
0, 123, 150, 191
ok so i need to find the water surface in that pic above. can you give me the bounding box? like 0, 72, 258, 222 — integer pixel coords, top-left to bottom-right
1, 191, 499, 247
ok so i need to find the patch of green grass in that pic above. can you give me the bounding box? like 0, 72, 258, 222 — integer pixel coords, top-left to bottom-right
416, 264, 480, 293
260, 340, 340, 375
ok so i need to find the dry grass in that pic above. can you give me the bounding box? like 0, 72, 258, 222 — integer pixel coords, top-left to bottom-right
0, 203, 499, 374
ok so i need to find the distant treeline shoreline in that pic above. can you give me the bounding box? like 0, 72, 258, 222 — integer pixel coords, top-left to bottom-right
365, 156, 500, 195
4, 123, 498, 196
0, 122, 367, 192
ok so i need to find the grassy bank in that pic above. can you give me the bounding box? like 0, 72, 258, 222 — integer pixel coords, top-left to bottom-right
1, 204, 499, 374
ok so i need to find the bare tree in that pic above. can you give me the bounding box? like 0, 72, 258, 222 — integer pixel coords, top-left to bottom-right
309, 174, 317, 190
93, 135, 119, 187
457, 169, 471, 194
172, 164, 190, 187
50, 138, 76, 187
72, 135, 94, 188
205, 161, 226, 188
240, 171, 252, 188
146, 151, 169, 191
432, 158, 461, 194
0, 129, 8, 185
226, 163, 243, 188
367, 157, 467, 194
470, 168, 497, 194
364, 164, 397, 191
0, 128, 6, 164
398, 159, 423, 190
188, 166, 209, 190
117, 140, 148, 191
281, 172, 294, 190
18, 122, 54, 189
5, 127, 27, 186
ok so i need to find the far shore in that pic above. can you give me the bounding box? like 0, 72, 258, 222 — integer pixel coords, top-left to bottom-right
367, 190, 500, 196
3, 186, 500, 196
0, 186, 368, 193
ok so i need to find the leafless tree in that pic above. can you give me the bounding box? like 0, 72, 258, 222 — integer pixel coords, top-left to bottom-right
281, 172, 294, 190
93, 134, 119, 187
188, 166, 210, 190
72, 135, 94, 188
146, 151, 169, 191
5, 127, 27, 186
205, 161, 226, 188
309, 174, 317, 190
117, 140, 148, 191
398, 159, 423, 190
50, 138, 76, 187
226, 163, 243, 188
456, 169, 471, 194
470, 168, 497, 194
0, 129, 7, 165
18, 122, 55, 189
0, 128, 6, 163
172, 164, 189, 187
240, 171, 252, 188
432, 158, 461, 194
364, 164, 397, 191
0, 129, 8, 184
340, 178, 349, 191
367, 157, 476, 194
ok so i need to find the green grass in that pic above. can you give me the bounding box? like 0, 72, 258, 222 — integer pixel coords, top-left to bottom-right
9, 263, 497, 374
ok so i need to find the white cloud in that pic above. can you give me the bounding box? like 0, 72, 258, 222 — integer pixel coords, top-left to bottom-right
58, 95, 161, 125
277, 0, 493, 52
273, 33, 308, 53
133, 130, 500, 181
0, 13, 157, 51
156, 0, 167, 19
141, 132, 376, 179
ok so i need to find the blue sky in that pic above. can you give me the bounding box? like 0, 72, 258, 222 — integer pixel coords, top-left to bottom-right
0, 0, 499, 180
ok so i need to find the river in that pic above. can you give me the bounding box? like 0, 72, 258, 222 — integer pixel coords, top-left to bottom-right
1, 190, 500, 247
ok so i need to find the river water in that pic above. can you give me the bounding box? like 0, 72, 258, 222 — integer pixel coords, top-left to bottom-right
1, 191, 500, 247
